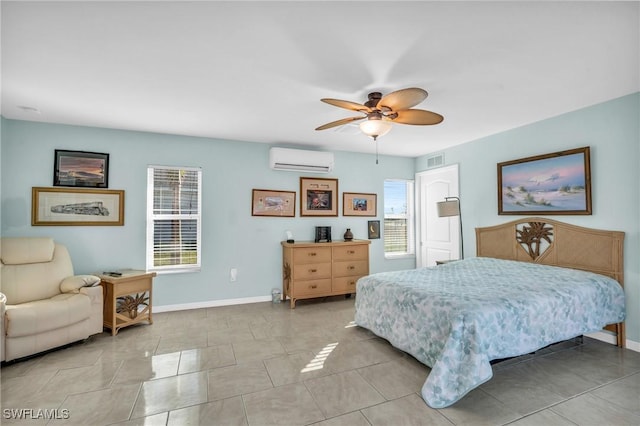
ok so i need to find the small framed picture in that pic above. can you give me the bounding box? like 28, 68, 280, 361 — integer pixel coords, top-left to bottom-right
368, 220, 380, 239
343, 192, 377, 216
54, 150, 109, 188
251, 189, 296, 217
300, 177, 338, 217
314, 226, 332, 243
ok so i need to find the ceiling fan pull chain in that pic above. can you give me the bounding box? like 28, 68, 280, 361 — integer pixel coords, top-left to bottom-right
375, 136, 379, 164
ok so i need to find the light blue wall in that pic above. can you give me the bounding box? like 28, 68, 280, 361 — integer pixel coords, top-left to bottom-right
0, 119, 416, 308
2, 94, 637, 341
417, 93, 640, 343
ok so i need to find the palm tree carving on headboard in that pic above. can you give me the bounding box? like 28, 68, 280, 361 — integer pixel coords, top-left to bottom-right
516, 222, 554, 260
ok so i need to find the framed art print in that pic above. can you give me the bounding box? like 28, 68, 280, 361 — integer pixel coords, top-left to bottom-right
32, 187, 124, 226
300, 177, 338, 217
498, 146, 591, 215
251, 189, 296, 217
368, 220, 380, 239
54, 150, 109, 188
343, 192, 377, 217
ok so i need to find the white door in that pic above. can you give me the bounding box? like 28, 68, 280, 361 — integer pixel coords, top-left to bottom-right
415, 164, 460, 267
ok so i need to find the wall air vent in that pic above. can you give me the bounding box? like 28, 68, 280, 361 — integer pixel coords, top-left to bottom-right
269, 147, 334, 173
426, 153, 444, 169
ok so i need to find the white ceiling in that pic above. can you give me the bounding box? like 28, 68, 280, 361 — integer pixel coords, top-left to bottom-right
2, 1, 639, 158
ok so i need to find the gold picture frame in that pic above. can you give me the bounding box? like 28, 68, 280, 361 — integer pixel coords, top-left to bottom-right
300, 177, 338, 217
343, 192, 377, 217
251, 189, 296, 217
32, 187, 125, 226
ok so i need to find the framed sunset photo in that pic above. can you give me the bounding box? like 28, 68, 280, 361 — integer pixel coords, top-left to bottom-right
54, 149, 109, 188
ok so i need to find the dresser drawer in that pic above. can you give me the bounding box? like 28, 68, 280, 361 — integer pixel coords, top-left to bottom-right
293, 262, 331, 280
293, 247, 331, 264
332, 276, 362, 293
292, 279, 332, 297
333, 244, 368, 261
332, 260, 369, 277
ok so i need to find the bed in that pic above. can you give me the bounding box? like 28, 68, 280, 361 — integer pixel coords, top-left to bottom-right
354, 217, 626, 409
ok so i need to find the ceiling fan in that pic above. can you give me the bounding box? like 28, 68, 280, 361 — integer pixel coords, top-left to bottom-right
315, 87, 444, 140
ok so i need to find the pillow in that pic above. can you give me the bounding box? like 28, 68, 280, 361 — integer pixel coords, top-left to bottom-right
60, 275, 101, 293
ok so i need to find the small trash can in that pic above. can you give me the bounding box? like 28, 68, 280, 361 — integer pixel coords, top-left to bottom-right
271, 288, 282, 304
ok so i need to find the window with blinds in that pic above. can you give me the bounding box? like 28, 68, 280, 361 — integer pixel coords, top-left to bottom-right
146, 165, 202, 273
383, 179, 415, 258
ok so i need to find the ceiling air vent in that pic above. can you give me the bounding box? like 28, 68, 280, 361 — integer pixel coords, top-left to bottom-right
426, 153, 444, 169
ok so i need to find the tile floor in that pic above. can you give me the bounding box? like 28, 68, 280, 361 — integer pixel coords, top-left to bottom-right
1, 296, 639, 425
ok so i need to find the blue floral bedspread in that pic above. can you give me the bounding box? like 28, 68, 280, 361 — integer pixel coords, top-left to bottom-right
354, 257, 625, 408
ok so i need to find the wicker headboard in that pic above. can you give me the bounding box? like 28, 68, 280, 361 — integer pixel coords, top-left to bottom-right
476, 217, 624, 284
476, 217, 626, 346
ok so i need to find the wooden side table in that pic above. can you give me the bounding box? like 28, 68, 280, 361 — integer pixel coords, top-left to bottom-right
98, 270, 156, 336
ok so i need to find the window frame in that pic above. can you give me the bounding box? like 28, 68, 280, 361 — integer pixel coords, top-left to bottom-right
383, 179, 415, 259
146, 165, 202, 274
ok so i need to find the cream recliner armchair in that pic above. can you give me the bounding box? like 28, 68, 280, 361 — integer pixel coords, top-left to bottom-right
0, 237, 103, 362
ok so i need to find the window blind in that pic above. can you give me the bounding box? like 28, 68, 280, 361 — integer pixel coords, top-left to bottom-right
147, 166, 202, 272
383, 179, 415, 256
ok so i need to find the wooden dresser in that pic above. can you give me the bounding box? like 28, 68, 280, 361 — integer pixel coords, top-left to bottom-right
281, 240, 371, 308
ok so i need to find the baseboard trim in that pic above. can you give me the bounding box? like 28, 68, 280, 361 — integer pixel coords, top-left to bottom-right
153, 295, 272, 313
587, 331, 640, 352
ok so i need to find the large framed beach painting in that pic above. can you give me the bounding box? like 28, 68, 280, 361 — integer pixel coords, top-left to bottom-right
498, 147, 591, 215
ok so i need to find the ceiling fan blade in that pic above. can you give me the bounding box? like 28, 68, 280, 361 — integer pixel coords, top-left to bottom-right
377, 88, 428, 112
315, 116, 366, 131
321, 98, 371, 112
393, 109, 444, 125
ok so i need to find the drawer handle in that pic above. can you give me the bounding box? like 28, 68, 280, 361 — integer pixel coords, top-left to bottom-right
348, 250, 355, 254
309, 268, 317, 273
310, 284, 318, 289
308, 252, 317, 256
348, 266, 355, 270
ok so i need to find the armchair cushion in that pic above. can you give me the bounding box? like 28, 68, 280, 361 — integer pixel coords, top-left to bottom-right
60, 275, 101, 293
4, 293, 93, 338
1, 238, 55, 265
1, 238, 73, 305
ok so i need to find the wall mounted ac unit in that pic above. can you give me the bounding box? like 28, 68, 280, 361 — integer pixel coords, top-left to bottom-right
269, 147, 334, 173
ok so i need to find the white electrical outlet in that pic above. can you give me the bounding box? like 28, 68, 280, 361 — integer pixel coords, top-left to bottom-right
230, 268, 237, 282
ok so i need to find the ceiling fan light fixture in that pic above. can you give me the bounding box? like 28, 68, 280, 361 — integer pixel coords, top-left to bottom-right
359, 119, 392, 139
316, 87, 442, 144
